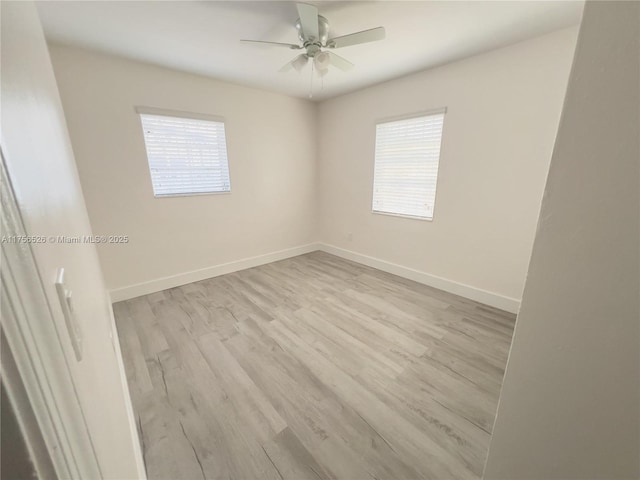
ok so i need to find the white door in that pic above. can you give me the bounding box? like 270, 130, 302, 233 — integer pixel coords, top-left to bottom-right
1, 2, 145, 478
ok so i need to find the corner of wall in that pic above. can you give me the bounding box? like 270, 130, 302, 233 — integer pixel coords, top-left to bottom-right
311, 100, 323, 244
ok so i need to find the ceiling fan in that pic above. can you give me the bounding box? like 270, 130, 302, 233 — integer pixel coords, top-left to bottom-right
241, 3, 385, 76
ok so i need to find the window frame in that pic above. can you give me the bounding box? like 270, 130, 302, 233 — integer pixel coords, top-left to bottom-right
135, 106, 231, 198
371, 107, 447, 222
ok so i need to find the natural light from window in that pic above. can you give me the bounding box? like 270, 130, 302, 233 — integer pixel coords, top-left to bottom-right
372, 110, 446, 220
138, 109, 231, 197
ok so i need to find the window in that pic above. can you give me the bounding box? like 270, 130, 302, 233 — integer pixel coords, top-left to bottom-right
137, 108, 231, 197
372, 109, 446, 220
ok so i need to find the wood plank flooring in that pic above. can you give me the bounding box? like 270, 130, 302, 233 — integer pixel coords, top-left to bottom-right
114, 251, 516, 480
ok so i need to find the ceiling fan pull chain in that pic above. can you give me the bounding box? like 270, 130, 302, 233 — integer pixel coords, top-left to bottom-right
309, 60, 314, 99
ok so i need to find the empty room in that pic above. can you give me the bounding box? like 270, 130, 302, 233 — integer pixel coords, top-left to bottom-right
2, 1, 639, 479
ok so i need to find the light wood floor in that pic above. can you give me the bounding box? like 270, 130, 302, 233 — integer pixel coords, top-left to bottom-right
114, 252, 516, 480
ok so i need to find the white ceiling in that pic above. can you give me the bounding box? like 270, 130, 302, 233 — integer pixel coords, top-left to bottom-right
37, 1, 583, 101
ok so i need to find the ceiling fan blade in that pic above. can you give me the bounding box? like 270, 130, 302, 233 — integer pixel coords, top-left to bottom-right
279, 62, 294, 73
326, 52, 354, 71
296, 3, 319, 41
326, 27, 385, 49
279, 54, 309, 73
241, 39, 302, 49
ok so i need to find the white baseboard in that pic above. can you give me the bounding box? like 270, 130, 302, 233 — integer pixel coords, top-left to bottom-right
318, 243, 520, 314
105, 292, 147, 478
110, 241, 520, 314
109, 243, 320, 302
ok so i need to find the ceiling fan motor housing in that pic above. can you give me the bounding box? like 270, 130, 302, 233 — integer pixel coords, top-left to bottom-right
296, 15, 329, 47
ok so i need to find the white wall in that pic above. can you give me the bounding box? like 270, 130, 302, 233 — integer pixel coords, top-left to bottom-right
317, 28, 578, 311
50, 29, 579, 311
1, 2, 143, 478
484, 2, 639, 478
48, 45, 317, 299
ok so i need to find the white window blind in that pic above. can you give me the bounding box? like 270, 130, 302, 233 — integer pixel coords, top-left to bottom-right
372, 110, 445, 220
139, 111, 231, 197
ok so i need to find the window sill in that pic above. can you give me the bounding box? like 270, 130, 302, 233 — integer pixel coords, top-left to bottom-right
372, 210, 433, 222
153, 190, 231, 198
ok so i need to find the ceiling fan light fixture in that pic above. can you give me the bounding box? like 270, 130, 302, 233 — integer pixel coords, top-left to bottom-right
314, 51, 330, 71
292, 54, 309, 72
